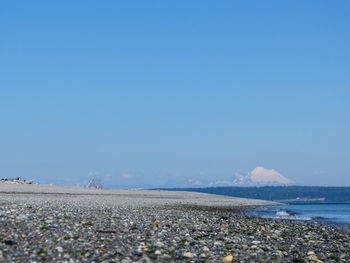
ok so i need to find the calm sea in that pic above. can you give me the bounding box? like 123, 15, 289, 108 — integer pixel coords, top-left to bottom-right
248, 203, 350, 226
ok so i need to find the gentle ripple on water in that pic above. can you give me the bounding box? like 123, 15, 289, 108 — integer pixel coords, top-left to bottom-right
246, 203, 350, 226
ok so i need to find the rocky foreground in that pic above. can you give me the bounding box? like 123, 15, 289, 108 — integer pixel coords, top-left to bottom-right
0, 187, 349, 262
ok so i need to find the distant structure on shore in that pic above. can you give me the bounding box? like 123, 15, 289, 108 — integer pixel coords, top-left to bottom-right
86, 176, 103, 189
0, 177, 37, 185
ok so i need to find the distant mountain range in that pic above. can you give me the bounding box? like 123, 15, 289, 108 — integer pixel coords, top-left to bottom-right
160, 186, 350, 203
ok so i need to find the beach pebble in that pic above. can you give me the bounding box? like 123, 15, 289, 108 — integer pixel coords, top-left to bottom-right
183, 252, 194, 258
222, 254, 234, 263
154, 241, 163, 248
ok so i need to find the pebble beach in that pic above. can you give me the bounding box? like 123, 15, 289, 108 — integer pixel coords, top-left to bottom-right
0, 183, 349, 262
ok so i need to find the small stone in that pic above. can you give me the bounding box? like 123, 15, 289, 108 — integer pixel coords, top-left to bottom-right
222, 254, 234, 263
275, 250, 284, 258
155, 241, 164, 248
56, 247, 63, 253
183, 252, 194, 259
155, 250, 161, 255
139, 255, 153, 263
134, 246, 143, 256
308, 251, 316, 256
307, 251, 323, 262
200, 253, 208, 258
214, 241, 222, 247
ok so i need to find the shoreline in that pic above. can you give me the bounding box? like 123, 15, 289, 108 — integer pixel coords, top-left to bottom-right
243, 204, 350, 231
0, 184, 349, 262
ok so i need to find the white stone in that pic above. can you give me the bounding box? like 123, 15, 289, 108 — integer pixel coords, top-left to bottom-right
155, 241, 164, 248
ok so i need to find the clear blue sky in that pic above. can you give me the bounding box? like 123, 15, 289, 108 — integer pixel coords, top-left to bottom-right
1, 1, 349, 187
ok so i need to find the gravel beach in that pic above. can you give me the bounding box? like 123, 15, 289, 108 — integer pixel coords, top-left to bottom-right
0, 184, 349, 262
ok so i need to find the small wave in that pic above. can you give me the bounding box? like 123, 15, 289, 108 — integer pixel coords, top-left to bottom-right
276, 210, 290, 217
261, 209, 312, 221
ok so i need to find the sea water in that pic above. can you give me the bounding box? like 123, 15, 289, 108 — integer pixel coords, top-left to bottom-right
249, 203, 350, 225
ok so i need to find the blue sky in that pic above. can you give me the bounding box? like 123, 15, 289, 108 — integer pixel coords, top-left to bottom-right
1, 1, 349, 187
